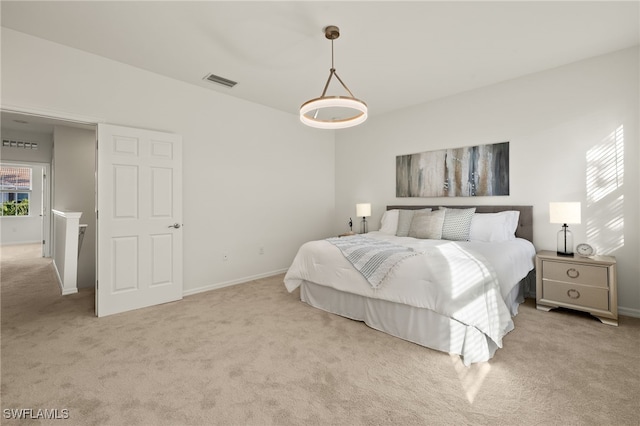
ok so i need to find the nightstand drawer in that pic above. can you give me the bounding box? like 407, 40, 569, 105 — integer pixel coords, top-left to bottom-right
542, 280, 609, 311
542, 261, 609, 288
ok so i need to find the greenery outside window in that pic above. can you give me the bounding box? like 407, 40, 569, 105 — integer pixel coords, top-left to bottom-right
0, 166, 32, 217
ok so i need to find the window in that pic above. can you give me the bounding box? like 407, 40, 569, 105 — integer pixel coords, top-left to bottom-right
0, 166, 32, 217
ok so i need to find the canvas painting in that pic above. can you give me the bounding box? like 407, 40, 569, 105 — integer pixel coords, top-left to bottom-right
396, 142, 509, 197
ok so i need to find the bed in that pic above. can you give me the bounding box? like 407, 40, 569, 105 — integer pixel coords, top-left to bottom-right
284, 205, 536, 365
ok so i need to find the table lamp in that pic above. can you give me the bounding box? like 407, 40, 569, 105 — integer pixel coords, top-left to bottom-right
356, 203, 371, 234
549, 202, 581, 256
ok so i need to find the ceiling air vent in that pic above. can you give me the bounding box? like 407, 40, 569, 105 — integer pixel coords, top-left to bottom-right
203, 73, 237, 88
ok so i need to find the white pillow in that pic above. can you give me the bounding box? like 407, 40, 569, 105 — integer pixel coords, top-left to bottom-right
505, 210, 520, 237
379, 209, 400, 235
469, 211, 520, 242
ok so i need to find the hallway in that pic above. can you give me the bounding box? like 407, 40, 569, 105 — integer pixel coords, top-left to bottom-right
0, 242, 42, 261
0, 242, 94, 323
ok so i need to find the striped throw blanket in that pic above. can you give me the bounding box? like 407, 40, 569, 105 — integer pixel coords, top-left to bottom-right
326, 235, 420, 289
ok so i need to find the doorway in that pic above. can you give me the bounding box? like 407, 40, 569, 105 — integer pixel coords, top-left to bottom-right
0, 162, 49, 255
0, 111, 97, 287
2, 109, 185, 317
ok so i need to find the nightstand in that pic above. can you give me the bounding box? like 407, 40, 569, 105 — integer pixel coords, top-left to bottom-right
535, 250, 618, 326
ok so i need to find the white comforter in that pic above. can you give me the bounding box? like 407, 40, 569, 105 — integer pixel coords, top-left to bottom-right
284, 232, 535, 350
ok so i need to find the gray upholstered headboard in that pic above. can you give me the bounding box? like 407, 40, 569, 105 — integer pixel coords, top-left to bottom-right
386, 205, 533, 242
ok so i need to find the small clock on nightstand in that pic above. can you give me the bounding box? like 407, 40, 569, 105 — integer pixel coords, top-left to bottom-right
575, 243, 595, 257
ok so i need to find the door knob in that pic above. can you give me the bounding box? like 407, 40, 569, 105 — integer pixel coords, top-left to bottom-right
168, 223, 181, 229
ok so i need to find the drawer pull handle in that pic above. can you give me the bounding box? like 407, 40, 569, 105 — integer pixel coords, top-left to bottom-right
566, 268, 580, 279
567, 289, 581, 299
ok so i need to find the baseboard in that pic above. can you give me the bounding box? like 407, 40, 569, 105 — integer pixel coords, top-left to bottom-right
618, 306, 640, 318
52, 259, 79, 295
183, 268, 288, 297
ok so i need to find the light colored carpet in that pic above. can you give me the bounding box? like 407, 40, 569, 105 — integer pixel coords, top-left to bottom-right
1, 244, 639, 425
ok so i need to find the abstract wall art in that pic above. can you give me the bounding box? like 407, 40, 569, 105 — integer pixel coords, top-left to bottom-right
396, 141, 509, 197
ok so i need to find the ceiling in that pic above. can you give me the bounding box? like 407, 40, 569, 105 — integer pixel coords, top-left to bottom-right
1, 1, 639, 120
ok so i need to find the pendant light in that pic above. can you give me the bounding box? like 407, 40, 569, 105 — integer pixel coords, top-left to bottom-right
300, 25, 368, 129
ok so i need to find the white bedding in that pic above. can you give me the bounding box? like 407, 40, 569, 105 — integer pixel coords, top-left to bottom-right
284, 231, 536, 363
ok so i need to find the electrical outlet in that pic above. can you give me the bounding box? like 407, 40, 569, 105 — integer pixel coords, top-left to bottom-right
259, 247, 264, 255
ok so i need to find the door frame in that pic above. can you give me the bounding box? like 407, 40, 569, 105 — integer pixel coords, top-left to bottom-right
41, 162, 51, 257
1, 105, 103, 128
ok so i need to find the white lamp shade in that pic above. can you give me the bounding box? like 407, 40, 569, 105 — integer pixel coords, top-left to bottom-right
356, 203, 371, 217
549, 202, 581, 224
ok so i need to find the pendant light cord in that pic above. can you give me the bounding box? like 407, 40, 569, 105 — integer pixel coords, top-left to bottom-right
331, 38, 335, 69
320, 38, 356, 98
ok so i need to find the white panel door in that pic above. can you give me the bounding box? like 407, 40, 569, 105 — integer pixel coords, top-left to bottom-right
96, 124, 182, 317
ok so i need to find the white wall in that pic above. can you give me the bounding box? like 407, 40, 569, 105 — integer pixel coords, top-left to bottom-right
335, 47, 640, 316
0, 128, 53, 163
52, 125, 96, 288
1, 28, 335, 293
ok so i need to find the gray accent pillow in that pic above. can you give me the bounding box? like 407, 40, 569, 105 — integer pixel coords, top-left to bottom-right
408, 209, 445, 239
395, 210, 415, 237
440, 207, 476, 241
396, 208, 432, 237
